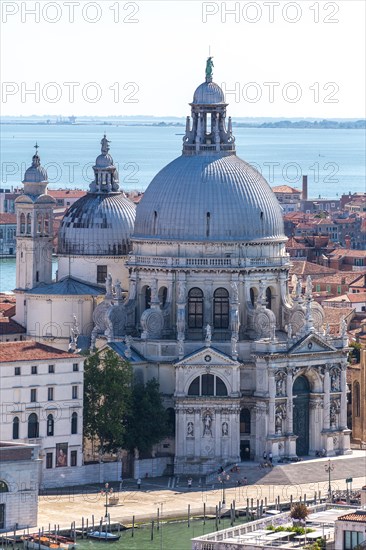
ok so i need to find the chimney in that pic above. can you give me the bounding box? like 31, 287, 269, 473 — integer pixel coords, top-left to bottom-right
345, 235, 351, 249
302, 175, 308, 200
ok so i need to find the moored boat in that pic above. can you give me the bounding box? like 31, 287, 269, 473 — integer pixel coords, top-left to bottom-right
22, 534, 77, 549
87, 531, 120, 542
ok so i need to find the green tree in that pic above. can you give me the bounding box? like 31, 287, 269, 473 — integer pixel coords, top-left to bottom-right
349, 342, 361, 363
83, 349, 133, 453
124, 379, 170, 456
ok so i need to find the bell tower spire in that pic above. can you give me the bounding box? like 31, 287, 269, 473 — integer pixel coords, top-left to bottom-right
15, 145, 55, 294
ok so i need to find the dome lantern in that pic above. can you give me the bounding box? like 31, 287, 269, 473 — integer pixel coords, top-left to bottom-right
89, 134, 120, 193
182, 58, 235, 156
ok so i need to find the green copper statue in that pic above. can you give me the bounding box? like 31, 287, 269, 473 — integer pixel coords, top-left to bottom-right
206, 57, 214, 80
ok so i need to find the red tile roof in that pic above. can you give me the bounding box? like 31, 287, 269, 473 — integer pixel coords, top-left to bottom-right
0, 213, 16, 224
290, 261, 336, 277
347, 292, 366, 303
48, 189, 86, 199
272, 185, 301, 194
338, 511, 366, 523
0, 341, 79, 362
0, 303, 16, 317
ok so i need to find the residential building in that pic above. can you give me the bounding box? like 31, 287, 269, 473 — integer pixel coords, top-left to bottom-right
0, 341, 84, 483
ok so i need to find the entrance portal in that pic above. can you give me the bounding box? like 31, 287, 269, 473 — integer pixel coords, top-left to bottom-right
240, 441, 251, 461
293, 375, 310, 456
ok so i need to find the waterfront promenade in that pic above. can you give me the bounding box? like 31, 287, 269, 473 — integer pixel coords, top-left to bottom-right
37, 452, 366, 530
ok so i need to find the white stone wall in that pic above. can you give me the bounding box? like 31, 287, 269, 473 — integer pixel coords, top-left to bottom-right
0, 451, 41, 531
58, 255, 129, 291
0, 354, 84, 478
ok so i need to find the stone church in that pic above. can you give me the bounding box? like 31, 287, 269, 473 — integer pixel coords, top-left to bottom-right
14, 61, 351, 474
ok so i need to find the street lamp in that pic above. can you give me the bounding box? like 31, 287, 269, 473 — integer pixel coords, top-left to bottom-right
218, 471, 230, 506
324, 460, 334, 500
101, 482, 114, 518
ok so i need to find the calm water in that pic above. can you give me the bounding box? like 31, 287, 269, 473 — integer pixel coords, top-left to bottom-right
0, 258, 57, 294
1, 124, 365, 196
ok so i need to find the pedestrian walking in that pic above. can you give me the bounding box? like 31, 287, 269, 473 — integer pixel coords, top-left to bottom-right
243, 476, 247, 485
263, 451, 267, 460
187, 477, 192, 489
268, 452, 273, 464
137, 477, 141, 489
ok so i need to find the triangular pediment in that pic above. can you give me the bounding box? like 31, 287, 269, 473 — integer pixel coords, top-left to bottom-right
174, 346, 239, 368
288, 333, 336, 355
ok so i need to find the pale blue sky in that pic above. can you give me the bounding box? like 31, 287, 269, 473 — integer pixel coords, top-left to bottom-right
1, 0, 365, 117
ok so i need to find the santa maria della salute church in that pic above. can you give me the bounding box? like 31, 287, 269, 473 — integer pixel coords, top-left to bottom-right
13, 61, 351, 474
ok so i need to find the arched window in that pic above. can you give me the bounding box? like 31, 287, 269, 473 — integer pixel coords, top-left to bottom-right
37, 213, 42, 234
26, 213, 32, 234
144, 286, 151, 310
71, 412, 78, 434
28, 413, 39, 438
188, 288, 204, 329
0, 481, 9, 493
44, 214, 49, 235
188, 374, 228, 397
266, 287, 272, 310
213, 288, 229, 329
250, 288, 256, 307
354, 381, 360, 417
47, 414, 54, 436
166, 407, 175, 436
20, 213, 26, 234
13, 416, 19, 439
240, 409, 251, 434
158, 286, 168, 308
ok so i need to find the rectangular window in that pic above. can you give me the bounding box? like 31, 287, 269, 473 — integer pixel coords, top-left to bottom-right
36, 271, 39, 282
97, 265, 107, 284
48, 387, 54, 401
337, 285, 342, 294
31, 365, 37, 375
48, 364, 55, 374
73, 363, 79, 372
72, 386, 78, 399
326, 285, 331, 293
30, 388, 37, 402
14, 367, 21, 376
46, 453, 53, 469
344, 530, 363, 550
70, 450, 77, 467
316, 284, 321, 292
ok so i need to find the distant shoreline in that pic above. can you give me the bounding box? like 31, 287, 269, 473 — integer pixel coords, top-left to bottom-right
1, 120, 365, 129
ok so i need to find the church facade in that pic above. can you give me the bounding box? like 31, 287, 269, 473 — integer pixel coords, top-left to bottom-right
13, 61, 351, 475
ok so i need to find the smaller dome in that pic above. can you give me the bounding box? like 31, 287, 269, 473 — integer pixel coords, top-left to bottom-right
95, 153, 114, 168
192, 81, 225, 105
23, 153, 48, 183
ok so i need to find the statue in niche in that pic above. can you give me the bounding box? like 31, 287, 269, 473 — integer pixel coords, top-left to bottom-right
187, 422, 194, 437
203, 412, 212, 437
222, 422, 229, 436
330, 370, 340, 392
275, 404, 286, 434
276, 376, 284, 397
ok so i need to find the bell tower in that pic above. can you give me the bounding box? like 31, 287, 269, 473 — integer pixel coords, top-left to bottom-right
15, 145, 55, 292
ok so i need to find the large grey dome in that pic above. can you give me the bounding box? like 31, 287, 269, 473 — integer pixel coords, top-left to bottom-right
58, 193, 136, 255
193, 81, 225, 105
133, 154, 285, 242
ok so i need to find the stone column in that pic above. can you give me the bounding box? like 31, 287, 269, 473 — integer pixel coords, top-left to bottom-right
340, 365, 348, 429
286, 369, 293, 434
323, 367, 330, 430
268, 372, 276, 435
194, 408, 201, 458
